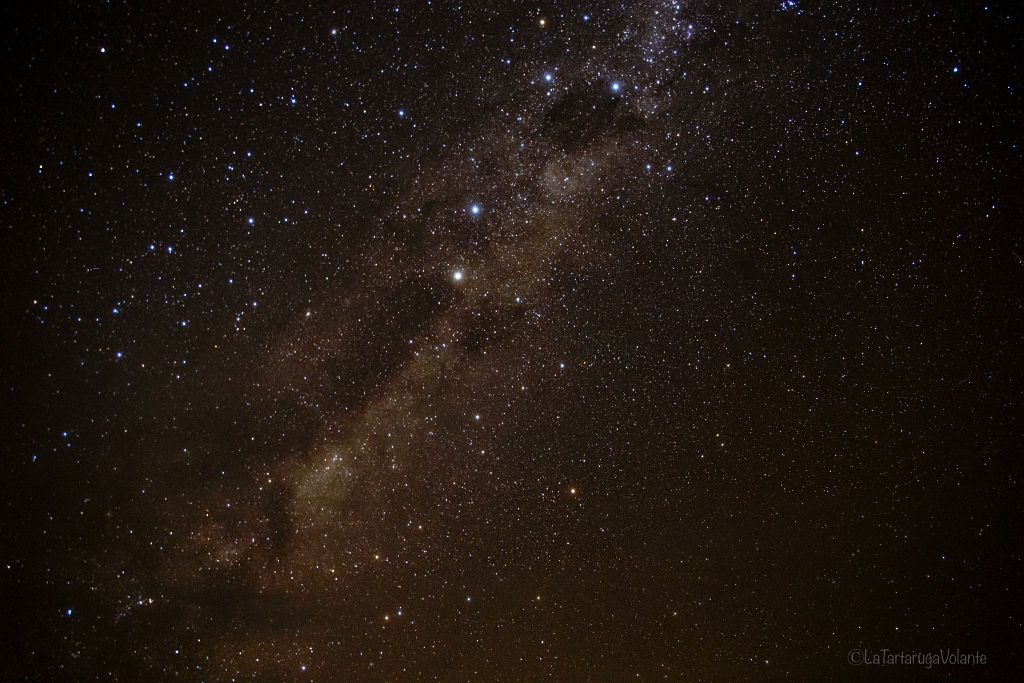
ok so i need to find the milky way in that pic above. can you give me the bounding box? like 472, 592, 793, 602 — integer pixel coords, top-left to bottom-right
3, 0, 1021, 680
251, 0, 718, 591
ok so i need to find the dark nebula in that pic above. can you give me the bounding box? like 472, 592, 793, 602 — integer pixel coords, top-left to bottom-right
2, 0, 1022, 680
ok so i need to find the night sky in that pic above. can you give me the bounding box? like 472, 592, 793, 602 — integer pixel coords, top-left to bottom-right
2, 0, 1022, 680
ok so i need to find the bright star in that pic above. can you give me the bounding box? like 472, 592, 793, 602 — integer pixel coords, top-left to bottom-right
545, 73, 553, 82
611, 82, 621, 92
453, 270, 463, 281
470, 204, 480, 215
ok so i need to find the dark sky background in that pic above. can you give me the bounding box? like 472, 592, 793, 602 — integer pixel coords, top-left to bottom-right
2, 0, 1022, 680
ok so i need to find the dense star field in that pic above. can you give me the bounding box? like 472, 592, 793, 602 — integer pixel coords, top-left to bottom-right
2, 0, 1022, 680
